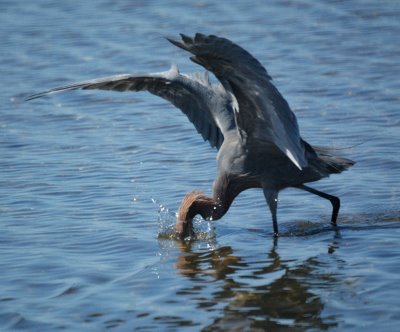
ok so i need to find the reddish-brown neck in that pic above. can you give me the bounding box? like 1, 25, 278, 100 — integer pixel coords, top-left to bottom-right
176, 175, 261, 238
176, 191, 219, 238
178, 191, 218, 222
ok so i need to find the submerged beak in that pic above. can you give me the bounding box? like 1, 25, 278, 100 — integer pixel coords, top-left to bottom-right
176, 218, 194, 240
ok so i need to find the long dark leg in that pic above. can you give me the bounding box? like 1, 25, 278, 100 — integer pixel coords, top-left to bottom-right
263, 188, 279, 236
296, 184, 340, 225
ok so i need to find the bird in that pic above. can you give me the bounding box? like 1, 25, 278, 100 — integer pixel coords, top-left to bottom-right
25, 33, 354, 239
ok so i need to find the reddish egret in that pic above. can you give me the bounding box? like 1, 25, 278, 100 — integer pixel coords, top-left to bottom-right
26, 33, 354, 239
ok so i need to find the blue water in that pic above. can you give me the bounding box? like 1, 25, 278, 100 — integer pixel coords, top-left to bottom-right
1, 1, 400, 330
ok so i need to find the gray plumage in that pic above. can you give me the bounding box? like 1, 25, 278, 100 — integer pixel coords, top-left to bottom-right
25, 33, 354, 238
25, 65, 227, 149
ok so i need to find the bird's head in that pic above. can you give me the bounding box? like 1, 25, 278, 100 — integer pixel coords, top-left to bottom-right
176, 191, 214, 240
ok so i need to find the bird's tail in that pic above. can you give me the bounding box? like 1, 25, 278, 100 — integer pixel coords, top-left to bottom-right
312, 145, 355, 174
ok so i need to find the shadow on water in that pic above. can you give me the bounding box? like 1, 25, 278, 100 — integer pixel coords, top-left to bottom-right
172, 239, 338, 331
156, 210, 400, 330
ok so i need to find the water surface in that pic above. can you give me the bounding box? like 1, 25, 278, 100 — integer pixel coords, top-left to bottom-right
1, 1, 400, 330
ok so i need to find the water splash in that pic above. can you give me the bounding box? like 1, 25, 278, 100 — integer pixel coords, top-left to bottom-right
153, 198, 216, 241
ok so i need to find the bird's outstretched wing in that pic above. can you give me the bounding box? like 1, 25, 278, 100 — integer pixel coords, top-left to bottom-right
25, 65, 227, 149
167, 33, 307, 170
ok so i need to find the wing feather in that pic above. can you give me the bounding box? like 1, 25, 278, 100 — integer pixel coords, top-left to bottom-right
168, 33, 307, 169
25, 65, 230, 149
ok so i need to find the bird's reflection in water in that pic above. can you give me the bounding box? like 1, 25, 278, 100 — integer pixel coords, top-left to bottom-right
174, 233, 341, 331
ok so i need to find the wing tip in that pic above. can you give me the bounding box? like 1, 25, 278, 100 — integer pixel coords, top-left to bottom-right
165, 34, 190, 51
24, 92, 50, 102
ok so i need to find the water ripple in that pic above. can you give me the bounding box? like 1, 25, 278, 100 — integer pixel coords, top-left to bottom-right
1, 0, 400, 330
